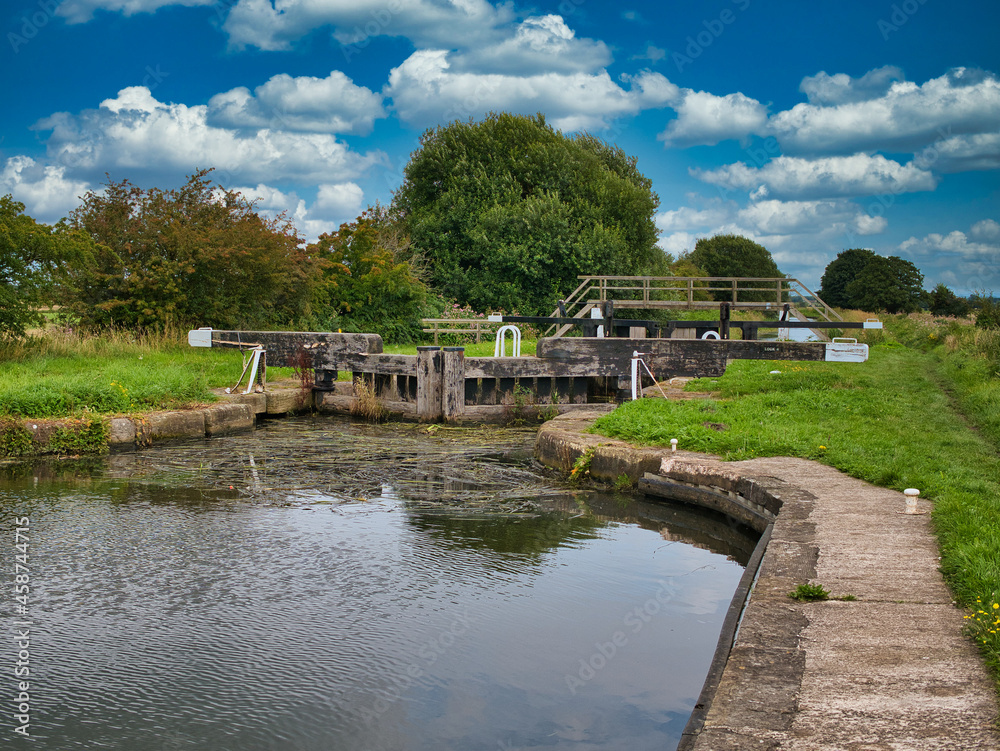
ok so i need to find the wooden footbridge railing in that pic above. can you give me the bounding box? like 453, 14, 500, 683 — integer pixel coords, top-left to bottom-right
545, 276, 841, 338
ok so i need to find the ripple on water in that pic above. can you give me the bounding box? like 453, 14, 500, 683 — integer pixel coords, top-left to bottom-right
0, 416, 752, 751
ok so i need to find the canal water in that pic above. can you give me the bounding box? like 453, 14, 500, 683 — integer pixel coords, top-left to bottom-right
1, 416, 755, 751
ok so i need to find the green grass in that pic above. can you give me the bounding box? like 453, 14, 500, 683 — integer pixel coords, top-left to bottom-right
0, 331, 294, 418
592, 330, 1000, 687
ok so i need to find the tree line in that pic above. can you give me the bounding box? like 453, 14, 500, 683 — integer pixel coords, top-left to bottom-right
1, 113, 995, 342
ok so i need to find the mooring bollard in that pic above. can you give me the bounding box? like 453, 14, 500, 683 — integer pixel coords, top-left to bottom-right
671, 438, 678, 453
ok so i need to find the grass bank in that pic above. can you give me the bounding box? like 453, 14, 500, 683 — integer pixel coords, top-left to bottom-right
592, 315, 1000, 687
0, 330, 295, 419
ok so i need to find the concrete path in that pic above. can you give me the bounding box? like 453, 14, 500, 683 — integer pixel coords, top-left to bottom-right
533, 413, 1000, 749
679, 455, 1000, 750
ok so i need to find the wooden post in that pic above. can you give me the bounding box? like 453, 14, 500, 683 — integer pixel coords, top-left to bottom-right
416, 347, 443, 422
442, 347, 465, 422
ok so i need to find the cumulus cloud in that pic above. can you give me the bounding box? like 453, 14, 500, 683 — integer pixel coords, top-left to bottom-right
57, 0, 211, 24
454, 15, 611, 75
385, 51, 675, 131
692, 154, 938, 200
655, 203, 733, 232
913, 131, 1000, 173
207, 71, 386, 135
0, 156, 91, 223
798, 66, 904, 105
633, 43, 667, 63
899, 227, 1000, 259
234, 182, 365, 243
737, 199, 887, 236
971, 219, 1000, 242
34, 86, 386, 185
658, 90, 768, 147
223, 0, 511, 52
771, 67, 1000, 155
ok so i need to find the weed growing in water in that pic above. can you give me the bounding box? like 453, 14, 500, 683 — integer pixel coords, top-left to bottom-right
351, 377, 387, 422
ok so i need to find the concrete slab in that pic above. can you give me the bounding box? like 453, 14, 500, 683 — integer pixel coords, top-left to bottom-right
533, 413, 1000, 751
146, 410, 206, 441
204, 403, 254, 436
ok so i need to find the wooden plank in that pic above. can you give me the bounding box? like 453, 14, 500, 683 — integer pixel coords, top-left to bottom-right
209, 330, 382, 367
415, 349, 443, 422
313, 352, 417, 375
535, 338, 825, 378
465, 356, 595, 379
442, 349, 465, 422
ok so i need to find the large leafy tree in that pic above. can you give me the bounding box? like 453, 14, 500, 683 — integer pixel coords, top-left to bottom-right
65, 170, 316, 330
309, 204, 428, 343
0, 195, 93, 338
687, 234, 784, 302
393, 113, 666, 315
819, 248, 877, 308
928, 283, 971, 317
844, 255, 925, 313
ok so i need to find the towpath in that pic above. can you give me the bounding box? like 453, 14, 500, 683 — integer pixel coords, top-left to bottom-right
535, 412, 1000, 750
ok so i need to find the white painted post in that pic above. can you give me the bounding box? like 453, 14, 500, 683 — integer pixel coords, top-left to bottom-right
591, 306, 604, 338
904, 488, 920, 514
631, 351, 641, 400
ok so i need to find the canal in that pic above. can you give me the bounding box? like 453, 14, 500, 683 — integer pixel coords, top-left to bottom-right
1, 416, 756, 750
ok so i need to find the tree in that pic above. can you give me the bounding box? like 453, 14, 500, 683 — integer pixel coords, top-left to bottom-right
393, 113, 667, 315
819, 248, 877, 309
0, 195, 92, 338
928, 283, 971, 317
686, 234, 784, 302
844, 255, 924, 314
970, 291, 1000, 330
308, 205, 429, 343
64, 170, 316, 330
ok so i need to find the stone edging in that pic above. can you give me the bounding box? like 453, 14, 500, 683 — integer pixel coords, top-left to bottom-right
4, 385, 314, 456
534, 411, 819, 751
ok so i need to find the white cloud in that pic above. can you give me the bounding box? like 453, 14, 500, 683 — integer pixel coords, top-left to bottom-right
971, 219, 1000, 242
222, 0, 511, 53
655, 204, 733, 232
454, 15, 611, 75
234, 182, 365, 244
692, 154, 938, 200
207, 71, 386, 135
771, 68, 1000, 154
0, 156, 91, 223
633, 43, 667, 63
913, 131, 1000, 173
34, 86, 386, 185
385, 51, 675, 131
798, 66, 903, 105
57, 0, 211, 24
899, 228, 1000, 259
658, 90, 768, 147
737, 199, 887, 237
313, 183, 365, 217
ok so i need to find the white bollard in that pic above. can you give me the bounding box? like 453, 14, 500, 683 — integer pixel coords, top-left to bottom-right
904, 488, 920, 514
591, 306, 604, 338
670, 438, 678, 453
631, 351, 641, 400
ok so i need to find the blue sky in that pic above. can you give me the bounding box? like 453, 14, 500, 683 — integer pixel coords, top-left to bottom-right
2, 0, 999, 295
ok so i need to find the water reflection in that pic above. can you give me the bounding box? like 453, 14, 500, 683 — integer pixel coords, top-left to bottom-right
0, 416, 756, 750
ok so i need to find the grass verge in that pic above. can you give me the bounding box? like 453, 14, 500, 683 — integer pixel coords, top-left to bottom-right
0, 330, 294, 418
592, 331, 1000, 688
